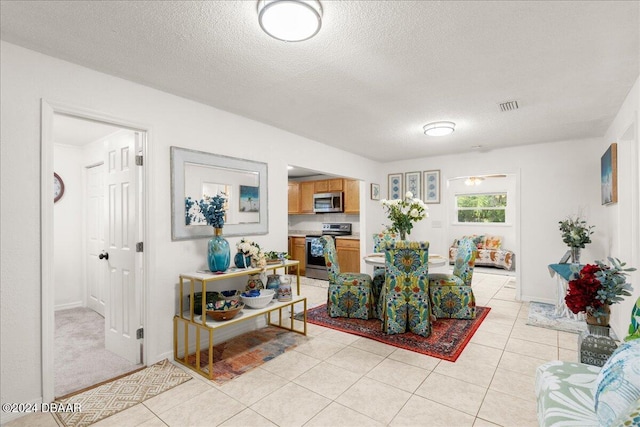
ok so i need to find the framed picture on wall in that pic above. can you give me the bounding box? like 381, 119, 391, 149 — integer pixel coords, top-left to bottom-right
388, 173, 403, 199
239, 185, 259, 212
601, 143, 618, 205
371, 183, 380, 200
404, 171, 421, 199
423, 170, 440, 204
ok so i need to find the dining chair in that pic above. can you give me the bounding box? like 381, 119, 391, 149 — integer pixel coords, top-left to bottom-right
321, 236, 375, 319
372, 231, 398, 320
429, 237, 477, 319
381, 240, 432, 337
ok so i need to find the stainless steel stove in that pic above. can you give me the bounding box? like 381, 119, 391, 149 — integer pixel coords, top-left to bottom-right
305, 223, 352, 280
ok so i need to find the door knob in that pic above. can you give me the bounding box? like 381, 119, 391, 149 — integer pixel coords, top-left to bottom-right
99, 252, 109, 260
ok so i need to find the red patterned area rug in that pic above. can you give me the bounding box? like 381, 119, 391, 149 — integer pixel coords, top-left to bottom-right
187, 326, 309, 384
306, 305, 490, 362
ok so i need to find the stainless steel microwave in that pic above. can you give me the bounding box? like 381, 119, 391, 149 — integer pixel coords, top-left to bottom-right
313, 192, 343, 213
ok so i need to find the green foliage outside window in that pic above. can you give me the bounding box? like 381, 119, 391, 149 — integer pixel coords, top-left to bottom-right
456, 193, 507, 223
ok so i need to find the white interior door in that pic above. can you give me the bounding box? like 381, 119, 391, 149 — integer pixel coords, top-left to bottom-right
86, 163, 106, 316
103, 131, 142, 363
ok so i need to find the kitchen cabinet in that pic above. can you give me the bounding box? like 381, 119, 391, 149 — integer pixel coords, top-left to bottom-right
315, 178, 343, 193
336, 238, 360, 273
288, 181, 300, 214
299, 181, 315, 213
289, 237, 306, 275
343, 179, 360, 214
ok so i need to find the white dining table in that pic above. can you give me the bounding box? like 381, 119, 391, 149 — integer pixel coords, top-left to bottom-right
363, 253, 448, 268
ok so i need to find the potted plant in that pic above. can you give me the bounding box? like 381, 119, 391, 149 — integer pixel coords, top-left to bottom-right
236, 238, 266, 269
558, 215, 595, 263
565, 257, 635, 327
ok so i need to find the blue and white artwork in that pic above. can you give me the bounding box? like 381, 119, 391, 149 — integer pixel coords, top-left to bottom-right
601, 143, 617, 205
423, 170, 440, 204
239, 185, 259, 212
388, 173, 403, 199
405, 171, 421, 199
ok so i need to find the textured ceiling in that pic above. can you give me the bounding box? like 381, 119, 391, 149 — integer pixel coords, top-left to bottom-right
1, 1, 638, 161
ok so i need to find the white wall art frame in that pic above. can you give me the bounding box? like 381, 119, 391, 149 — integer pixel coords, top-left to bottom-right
405, 171, 421, 199
388, 173, 403, 199
423, 170, 441, 204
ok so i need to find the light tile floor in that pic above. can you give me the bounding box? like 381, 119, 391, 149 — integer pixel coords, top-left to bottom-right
6, 272, 578, 427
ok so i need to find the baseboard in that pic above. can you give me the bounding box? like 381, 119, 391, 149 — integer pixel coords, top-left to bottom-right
54, 301, 83, 311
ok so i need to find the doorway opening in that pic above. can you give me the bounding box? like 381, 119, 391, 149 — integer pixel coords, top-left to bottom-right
41, 101, 148, 401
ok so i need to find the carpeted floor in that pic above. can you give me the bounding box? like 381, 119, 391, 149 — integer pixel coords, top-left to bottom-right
185, 326, 309, 384
53, 359, 191, 427
305, 304, 490, 362
55, 307, 143, 398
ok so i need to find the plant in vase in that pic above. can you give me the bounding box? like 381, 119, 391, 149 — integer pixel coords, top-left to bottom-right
198, 194, 230, 272
565, 257, 635, 327
236, 238, 266, 269
381, 191, 428, 239
558, 215, 595, 263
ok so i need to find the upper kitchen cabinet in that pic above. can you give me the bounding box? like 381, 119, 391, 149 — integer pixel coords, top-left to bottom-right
315, 178, 343, 193
288, 181, 300, 214
299, 181, 315, 213
343, 179, 360, 214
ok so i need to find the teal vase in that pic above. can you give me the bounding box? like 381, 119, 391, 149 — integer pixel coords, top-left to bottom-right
208, 228, 230, 272
234, 252, 252, 269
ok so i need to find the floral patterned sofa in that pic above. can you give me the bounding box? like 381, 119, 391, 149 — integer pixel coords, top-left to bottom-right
449, 235, 514, 271
535, 338, 640, 427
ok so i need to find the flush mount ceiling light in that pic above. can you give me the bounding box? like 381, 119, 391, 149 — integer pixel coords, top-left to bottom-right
423, 121, 456, 137
258, 0, 322, 42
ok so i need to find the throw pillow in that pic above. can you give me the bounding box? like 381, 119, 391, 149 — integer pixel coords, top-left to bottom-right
595, 339, 640, 426
484, 235, 502, 250
611, 398, 640, 427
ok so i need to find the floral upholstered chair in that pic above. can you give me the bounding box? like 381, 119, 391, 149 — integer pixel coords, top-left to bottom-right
321, 236, 375, 319
372, 231, 398, 320
429, 237, 477, 319
381, 240, 431, 337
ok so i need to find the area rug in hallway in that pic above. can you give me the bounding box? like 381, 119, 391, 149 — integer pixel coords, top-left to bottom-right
186, 326, 309, 384
305, 305, 490, 362
53, 359, 191, 427
527, 301, 587, 334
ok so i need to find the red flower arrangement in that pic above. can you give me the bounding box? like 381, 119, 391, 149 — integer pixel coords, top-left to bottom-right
565, 264, 603, 315
565, 258, 635, 323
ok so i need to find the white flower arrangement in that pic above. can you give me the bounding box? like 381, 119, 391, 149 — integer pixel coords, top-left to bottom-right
236, 238, 266, 269
381, 191, 428, 239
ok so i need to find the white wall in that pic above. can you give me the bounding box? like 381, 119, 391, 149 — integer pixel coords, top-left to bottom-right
602, 76, 640, 338
0, 41, 380, 417
53, 144, 84, 310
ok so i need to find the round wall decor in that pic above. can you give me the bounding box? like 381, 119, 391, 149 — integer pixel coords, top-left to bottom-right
54, 172, 65, 203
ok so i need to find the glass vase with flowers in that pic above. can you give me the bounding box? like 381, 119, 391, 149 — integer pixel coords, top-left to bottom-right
565, 257, 635, 326
381, 191, 428, 240
198, 194, 230, 272
558, 215, 595, 264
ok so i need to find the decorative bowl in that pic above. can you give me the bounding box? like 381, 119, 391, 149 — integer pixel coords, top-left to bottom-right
241, 289, 275, 309
189, 291, 221, 315
206, 300, 244, 321
220, 289, 241, 300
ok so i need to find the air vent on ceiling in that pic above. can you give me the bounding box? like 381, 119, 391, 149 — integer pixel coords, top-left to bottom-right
498, 100, 519, 112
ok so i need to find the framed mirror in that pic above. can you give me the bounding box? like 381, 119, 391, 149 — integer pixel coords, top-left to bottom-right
171, 146, 268, 240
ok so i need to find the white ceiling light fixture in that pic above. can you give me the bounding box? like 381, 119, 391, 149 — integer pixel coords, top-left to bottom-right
258, 0, 322, 42
423, 121, 456, 137
465, 177, 484, 186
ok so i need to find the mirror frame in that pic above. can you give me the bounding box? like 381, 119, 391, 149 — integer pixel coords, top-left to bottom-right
171, 146, 268, 240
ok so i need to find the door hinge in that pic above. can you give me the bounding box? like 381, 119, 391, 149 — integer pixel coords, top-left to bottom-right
135, 155, 143, 166
136, 242, 143, 252
136, 328, 144, 339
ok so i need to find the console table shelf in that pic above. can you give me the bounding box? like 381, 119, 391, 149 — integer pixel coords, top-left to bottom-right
173, 260, 307, 381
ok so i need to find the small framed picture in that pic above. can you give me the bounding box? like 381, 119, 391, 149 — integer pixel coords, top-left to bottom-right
404, 171, 421, 199
423, 170, 440, 204
370, 183, 380, 200
388, 173, 403, 199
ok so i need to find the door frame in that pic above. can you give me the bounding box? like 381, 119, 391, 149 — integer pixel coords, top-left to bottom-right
41, 99, 150, 402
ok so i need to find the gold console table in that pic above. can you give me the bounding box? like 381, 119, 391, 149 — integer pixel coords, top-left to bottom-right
173, 261, 307, 381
